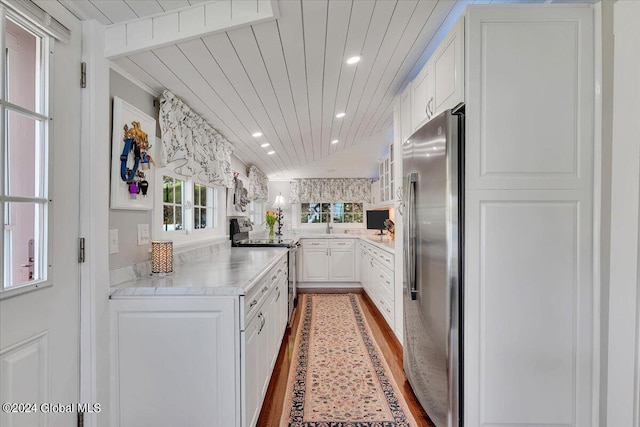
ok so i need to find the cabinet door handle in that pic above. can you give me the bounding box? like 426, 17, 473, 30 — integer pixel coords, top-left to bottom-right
312, 242, 320, 246
276, 288, 281, 301
262, 286, 269, 293
250, 300, 258, 308
272, 275, 278, 281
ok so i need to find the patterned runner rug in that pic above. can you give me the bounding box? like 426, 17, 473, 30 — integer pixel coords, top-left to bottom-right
280, 294, 417, 426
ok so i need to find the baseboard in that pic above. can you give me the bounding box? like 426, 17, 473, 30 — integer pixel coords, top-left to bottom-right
298, 287, 365, 294
298, 282, 362, 289
360, 291, 403, 354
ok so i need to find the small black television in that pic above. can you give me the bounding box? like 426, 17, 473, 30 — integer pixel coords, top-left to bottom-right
366, 209, 390, 235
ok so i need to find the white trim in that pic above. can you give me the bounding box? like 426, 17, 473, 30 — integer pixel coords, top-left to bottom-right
607, 2, 640, 426
592, 3, 602, 425
79, 20, 111, 427
109, 61, 161, 98
0, 0, 69, 42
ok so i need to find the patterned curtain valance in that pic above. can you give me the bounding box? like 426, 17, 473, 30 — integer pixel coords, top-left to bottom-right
159, 90, 234, 188
247, 165, 268, 202
289, 178, 372, 203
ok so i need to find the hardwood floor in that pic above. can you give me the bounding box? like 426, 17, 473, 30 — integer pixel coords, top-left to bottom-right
256, 290, 435, 427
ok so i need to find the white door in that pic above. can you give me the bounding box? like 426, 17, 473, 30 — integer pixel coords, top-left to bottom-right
0, 6, 82, 427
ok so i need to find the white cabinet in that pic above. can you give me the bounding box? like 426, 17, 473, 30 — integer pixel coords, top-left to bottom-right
358, 240, 395, 331
409, 16, 465, 135
377, 147, 395, 204
432, 16, 464, 117
300, 239, 356, 283
400, 83, 412, 144
329, 242, 356, 281
301, 239, 329, 282
244, 258, 288, 427
110, 254, 289, 427
411, 61, 434, 131
110, 297, 241, 427
243, 308, 262, 427
463, 6, 595, 427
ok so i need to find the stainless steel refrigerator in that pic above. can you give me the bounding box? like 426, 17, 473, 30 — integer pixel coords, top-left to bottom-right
403, 108, 463, 427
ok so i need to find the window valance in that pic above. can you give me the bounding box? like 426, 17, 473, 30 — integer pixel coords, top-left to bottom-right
247, 165, 268, 202
289, 178, 371, 203
159, 90, 234, 188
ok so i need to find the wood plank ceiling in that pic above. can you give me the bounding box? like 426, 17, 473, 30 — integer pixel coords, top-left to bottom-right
59, 0, 549, 178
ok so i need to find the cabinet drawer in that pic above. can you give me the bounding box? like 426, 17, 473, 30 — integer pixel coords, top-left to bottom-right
270, 259, 287, 286
377, 251, 394, 270
301, 239, 329, 248
376, 294, 394, 327
377, 266, 394, 296
245, 277, 272, 321
330, 239, 355, 249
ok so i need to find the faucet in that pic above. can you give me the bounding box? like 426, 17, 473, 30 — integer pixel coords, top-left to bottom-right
326, 220, 332, 234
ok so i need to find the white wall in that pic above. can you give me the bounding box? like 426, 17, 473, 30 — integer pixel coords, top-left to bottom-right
606, 2, 640, 426
108, 69, 157, 269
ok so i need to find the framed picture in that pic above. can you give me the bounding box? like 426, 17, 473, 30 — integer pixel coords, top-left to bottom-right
110, 96, 157, 210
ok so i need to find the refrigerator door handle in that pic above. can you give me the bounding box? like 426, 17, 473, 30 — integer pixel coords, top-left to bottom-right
407, 172, 418, 300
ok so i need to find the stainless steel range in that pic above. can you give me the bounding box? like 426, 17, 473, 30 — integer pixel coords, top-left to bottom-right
230, 218, 299, 324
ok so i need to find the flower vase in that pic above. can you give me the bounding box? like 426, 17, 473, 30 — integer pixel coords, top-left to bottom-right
268, 225, 275, 237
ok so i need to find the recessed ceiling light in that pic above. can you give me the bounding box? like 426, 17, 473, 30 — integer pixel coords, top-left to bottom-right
346, 56, 361, 65
252, 132, 263, 137
331, 139, 339, 144
267, 150, 275, 155
261, 143, 270, 148
336, 112, 346, 118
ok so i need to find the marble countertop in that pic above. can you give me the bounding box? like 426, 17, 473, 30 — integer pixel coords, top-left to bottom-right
283, 232, 396, 253
110, 247, 288, 298
358, 235, 395, 252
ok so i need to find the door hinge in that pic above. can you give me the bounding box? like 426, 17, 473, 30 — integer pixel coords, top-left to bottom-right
77, 411, 84, 427
79, 237, 85, 263
80, 62, 86, 88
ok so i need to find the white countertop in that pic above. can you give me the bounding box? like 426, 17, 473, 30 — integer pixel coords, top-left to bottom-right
284, 232, 396, 253
110, 247, 288, 298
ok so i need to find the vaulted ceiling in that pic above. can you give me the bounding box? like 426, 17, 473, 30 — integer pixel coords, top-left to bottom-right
59, 0, 554, 179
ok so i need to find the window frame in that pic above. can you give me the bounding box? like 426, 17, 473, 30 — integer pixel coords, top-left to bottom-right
153, 167, 226, 246
294, 202, 366, 230
0, 10, 51, 298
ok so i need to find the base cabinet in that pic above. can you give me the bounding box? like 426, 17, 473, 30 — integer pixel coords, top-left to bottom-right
300, 239, 356, 282
359, 241, 395, 331
110, 297, 240, 427
110, 254, 288, 427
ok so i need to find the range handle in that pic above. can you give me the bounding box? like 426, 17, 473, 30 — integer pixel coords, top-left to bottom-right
406, 172, 418, 300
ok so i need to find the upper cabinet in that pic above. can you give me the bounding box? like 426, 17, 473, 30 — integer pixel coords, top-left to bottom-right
400, 83, 412, 144
411, 61, 434, 132
409, 16, 465, 136
432, 17, 465, 118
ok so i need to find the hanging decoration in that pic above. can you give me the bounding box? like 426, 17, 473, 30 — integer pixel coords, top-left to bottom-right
110, 97, 157, 210
158, 90, 234, 188
247, 165, 269, 202
289, 178, 372, 203
119, 121, 155, 199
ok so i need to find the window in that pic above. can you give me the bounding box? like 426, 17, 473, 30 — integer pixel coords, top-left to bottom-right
1, 14, 50, 293
193, 183, 215, 229
249, 201, 263, 227
163, 176, 184, 231
300, 203, 363, 224
156, 171, 223, 243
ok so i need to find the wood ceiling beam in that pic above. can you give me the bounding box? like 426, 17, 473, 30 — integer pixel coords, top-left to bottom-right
103, 0, 279, 59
